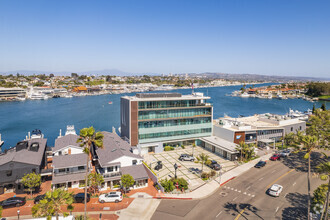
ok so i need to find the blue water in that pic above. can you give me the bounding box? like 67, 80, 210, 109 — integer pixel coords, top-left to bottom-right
0, 83, 324, 149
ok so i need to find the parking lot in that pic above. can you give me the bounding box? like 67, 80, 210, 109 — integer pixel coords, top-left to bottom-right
143, 146, 238, 190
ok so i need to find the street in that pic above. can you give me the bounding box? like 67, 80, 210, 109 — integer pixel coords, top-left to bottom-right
152, 152, 325, 220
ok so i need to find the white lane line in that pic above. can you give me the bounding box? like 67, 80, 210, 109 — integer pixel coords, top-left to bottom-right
243, 192, 247, 195
284, 193, 288, 198
246, 186, 251, 190
271, 169, 277, 173
252, 195, 255, 197
234, 189, 237, 192
233, 196, 238, 201
259, 177, 264, 181
216, 211, 223, 218
248, 194, 251, 196
238, 190, 241, 193
293, 182, 296, 186
275, 206, 279, 213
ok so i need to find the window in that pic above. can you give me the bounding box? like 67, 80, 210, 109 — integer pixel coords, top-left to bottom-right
32, 169, 36, 173
107, 167, 114, 172
59, 168, 65, 173
59, 151, 62, 156
78, 166, 85, 170
6, 170, 12, 176
291, 127, 293, 132
300, 126, 302, 130
132, 160, 137, 165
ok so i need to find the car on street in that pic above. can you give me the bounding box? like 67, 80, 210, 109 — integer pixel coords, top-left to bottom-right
34, 194, 46, 204
98, 192, 122, 203
207, 160, 221, 170
270, 154, 281, 161
74, 193, 91, 203
254, 160, 266, 168
154, 161, 163, 171
267, 184, 283, 197
280, 149, 291, 157
179, 154, 195, 161
0, 197, 26, 208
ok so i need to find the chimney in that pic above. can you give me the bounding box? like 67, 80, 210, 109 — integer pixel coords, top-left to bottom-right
59, 129, 62, 137
28, 132, 31, 139
112, 126, 116, 133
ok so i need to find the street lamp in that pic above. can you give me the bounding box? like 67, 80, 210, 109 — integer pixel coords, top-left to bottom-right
17, 209, 20, 220
174, 163, 178, 179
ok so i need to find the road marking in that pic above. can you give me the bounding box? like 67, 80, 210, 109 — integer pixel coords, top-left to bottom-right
293, 182, 296, 186
251, 195, 255, 197
243, 192, 246, 195
259, 177, 264, 181
233, 196, 238, 201
275, 206, 279, 212
235, 189, 237, 192
216, 211, 223, 218
246, 186, 251, 190
284, 193, 288, 198
271, 169, 277, 173
267, 169, 295, 188
238, 190, 241, 193
248, 194, 251, 196
234, 208, 247, 220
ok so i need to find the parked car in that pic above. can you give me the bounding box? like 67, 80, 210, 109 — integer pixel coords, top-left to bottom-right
267, 184, 283, 197
34, 194, 46, 204
99, 192, 122, 203
254, 160, 266, 168
154, 161, 163, 171
270, 154, 281, 161
280, 149, 291, 157
188, 167, 202, 174
0, 197, 26, 208
74, 193, 91, 203
207, 160, 221, 170
179, 154, 195, 161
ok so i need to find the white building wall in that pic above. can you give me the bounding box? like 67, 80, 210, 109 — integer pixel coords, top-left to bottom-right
213, 125, 235, 142
110, 156, 143, 167
54, 146, 83, 156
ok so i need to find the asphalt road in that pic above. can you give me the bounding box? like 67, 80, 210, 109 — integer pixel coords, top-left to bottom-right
152, 154, 325, 220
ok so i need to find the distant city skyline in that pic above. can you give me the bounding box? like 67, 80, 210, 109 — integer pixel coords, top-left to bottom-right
1, 0, 329, 77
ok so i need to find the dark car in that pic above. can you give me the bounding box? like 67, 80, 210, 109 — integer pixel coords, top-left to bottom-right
254, 161, 266, 168
0, 197, 26, 208
34, 194, 46, 204
74, 193, 91, 203
270, 154, 281, 161
154, 161, 163, 171
207, 160, 221, 170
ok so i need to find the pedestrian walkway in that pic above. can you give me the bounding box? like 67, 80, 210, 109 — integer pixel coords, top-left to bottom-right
117, 198, 161, 220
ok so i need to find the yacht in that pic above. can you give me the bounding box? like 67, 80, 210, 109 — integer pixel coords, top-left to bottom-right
277, 93, 283, 99
240, 92, 250, 98
28, 92, 49, 100
268, 94, 273, 99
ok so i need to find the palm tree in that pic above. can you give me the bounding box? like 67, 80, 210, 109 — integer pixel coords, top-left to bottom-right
196, 153, 209, 172
236, 141, 248, 162
283, 132, 295, 147
301, 135, 318, 220
77, 127, 104, 220
317, 161, 330, 220
32, 188, 74, 220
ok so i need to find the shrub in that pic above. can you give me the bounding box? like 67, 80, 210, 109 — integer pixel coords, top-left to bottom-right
210, 170, 216, 177
171, 178, 189, 190
164, 146, 172, 151
201, 172, 209, 179
113, 184, 120, 188
181, 145, 185, 149
171, 147, 175, 150
160, 178, 175, 192
194, 160, 199, 163
205, 160, 212, 166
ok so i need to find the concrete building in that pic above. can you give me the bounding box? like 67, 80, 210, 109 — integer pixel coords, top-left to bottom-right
0, 87, 26, 100
120, 93, 213, 154
213, 113, 306, 147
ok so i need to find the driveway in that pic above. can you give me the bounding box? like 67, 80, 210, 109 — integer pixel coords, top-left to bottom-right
143, 146, 238, 190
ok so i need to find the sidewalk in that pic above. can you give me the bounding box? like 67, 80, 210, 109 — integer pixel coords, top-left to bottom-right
117, 198, 161, 220
157, 152, 274, 199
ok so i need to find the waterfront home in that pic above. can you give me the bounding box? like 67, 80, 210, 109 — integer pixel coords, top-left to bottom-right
0, 134, 47, 194
92, 131, 148, 190
120, 92, 213, 154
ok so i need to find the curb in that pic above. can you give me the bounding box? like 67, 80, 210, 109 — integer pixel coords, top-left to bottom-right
152, 196, 192, 200
220, 176, 236, 186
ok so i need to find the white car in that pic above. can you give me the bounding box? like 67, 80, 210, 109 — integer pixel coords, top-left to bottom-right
98, 192, 122, 203
268, 184, 283, 197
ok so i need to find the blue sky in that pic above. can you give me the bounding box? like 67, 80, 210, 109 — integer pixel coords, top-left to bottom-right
0, 0, 329, 77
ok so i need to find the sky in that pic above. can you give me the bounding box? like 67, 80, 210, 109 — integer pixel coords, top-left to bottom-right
0, 0, 329, 77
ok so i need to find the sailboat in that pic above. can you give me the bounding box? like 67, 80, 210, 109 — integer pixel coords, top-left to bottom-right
108, 101, 113, 104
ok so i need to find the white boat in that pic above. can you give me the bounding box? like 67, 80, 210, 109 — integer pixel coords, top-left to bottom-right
268, 94, 273, 99
15, 96, 26, 101
277, 93, 283, 99
240, 92, 250, 98
28, 92, 49, 100
63, 94, 73, 98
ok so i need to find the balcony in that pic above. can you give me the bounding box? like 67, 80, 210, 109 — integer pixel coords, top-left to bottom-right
138, 102, 213, 111
54, 169, 86, 176
97, 168, 122, 179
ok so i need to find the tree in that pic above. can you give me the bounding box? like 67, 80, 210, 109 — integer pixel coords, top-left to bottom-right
88, 172, 104, 194
32, 189, 74, 220
301, 135, 319, 220
0, 205, 2, 218
283, 132, 295, 147
312, 184, 328, 218
312, 104, 316, 114
196, 153, 209, 172
77, 127, 104, 220
121, 174, 135, 194
21, 172, 41, 198
160, 178, 174, 192
316, 161, 330, 220
192, 143, 196, 156
307, 109, 329, 147
321, 103, 326, 111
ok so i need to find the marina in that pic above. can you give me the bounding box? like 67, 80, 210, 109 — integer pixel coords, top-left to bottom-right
0, 83, 325, 150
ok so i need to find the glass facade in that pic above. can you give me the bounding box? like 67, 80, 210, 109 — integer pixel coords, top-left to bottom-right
138, 107, 212, 120
138, 100, 206, 109
138, 117, 211, 128
139, 128, 212, 140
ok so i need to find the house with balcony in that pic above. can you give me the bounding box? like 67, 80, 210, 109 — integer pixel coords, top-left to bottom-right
92, 132, 149, 190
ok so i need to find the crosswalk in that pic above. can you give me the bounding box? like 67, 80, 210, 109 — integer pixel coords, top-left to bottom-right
222, 185, 255, 198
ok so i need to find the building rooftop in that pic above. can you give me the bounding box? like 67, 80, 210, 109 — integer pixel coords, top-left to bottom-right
200, 136, 238, 154
53, 134, 80, 152
53, 153, 87, 169
121, 164, 149, 180
122, 92, 210, 101
95, 132, 142, 167
0, 138, 47, 167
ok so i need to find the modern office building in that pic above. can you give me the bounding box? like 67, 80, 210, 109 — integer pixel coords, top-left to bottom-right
120, 93, 213, 154
213, 113, 306, 147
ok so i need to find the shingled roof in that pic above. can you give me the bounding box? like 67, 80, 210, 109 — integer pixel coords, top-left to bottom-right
95, 132, 142, 167
52, 153, 87, 169
53, 134, 80, 152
